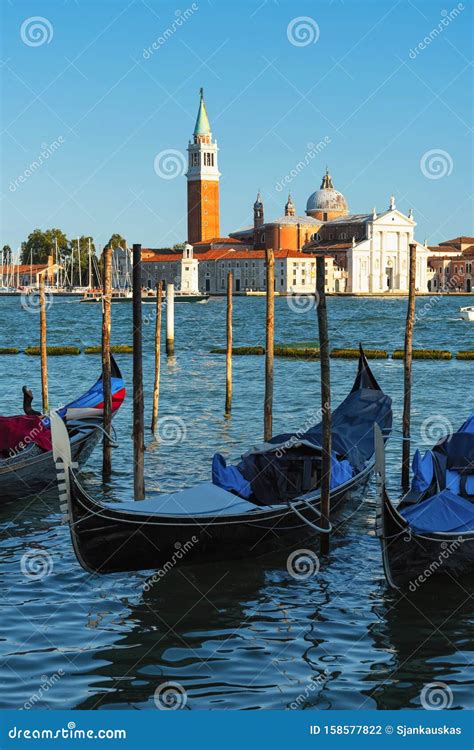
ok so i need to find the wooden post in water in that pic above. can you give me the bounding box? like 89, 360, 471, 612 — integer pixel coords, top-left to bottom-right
264, 248, 275, 441
39, 274, 48, 413
316, 255, 331, 556
132, 244, 145, 499
102, 245, 112, 479
225, 271, 233, 416
166, 282, 175, 356
402, 243, 417, 493
151, 281, 163, 433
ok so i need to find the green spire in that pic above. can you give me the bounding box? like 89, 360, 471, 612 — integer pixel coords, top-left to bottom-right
194, 88, 211, 136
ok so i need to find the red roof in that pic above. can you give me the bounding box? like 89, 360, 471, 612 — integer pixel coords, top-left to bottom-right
193, 237, 246, 246
141, 248, 314, 263
304, 241, 353, 250
2, 264, 48, 273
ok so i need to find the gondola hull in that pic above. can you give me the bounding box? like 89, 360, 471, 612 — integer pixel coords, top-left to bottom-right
0, 357, 125, 503
68, 464, 373, 574
54, 347, 392, 575
0, 425, 101, 503
378, 487, 474, 590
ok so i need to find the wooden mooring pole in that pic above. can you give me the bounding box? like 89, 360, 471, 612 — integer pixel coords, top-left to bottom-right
225, 271, 233, 417
166, 282, 175, 356
102, 245, 112, 479
316, 255, 331, 556
151, 280, 163, 433
39, 274, 48, 413
402, 243, 417, 493
264, 248, 275, 441
132, 243, 145, 500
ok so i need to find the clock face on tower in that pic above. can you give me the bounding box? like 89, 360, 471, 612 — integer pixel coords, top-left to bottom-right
186, 90, 220, 244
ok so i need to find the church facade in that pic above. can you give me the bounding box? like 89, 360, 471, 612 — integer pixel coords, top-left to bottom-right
142, 89, 436, 295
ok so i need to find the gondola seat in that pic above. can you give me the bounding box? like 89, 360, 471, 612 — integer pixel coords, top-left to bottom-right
106, 482, 263, 517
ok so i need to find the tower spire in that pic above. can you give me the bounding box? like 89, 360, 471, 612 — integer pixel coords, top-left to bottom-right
254, 190, 264, 228
194, 88, 211, 139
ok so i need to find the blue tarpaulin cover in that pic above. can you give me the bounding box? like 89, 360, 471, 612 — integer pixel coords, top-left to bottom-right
401, 489, 474, 533
411, 449, 434, 493
212, 454, 253, 499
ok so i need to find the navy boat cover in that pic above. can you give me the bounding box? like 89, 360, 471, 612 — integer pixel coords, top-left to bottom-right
212, 356, 392, 504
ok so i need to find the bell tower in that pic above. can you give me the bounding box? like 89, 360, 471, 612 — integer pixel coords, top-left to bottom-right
186, 88, 220, 244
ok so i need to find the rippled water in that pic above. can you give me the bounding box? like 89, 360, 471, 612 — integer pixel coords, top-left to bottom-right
0, 294, 472, 710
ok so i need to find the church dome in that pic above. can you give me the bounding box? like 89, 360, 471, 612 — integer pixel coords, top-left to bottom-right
306, 169, 348, 218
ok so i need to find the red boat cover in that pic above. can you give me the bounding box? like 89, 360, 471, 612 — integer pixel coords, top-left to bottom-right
0, 415, 52, 456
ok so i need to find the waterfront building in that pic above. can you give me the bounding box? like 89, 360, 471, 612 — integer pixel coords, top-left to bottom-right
141, 244, 338, 294
0, 263, 48, 287
231, 173, 432, 293
427, 236, 474, 292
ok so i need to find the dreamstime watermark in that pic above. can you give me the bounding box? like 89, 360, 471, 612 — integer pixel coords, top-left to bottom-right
154, 681, 187, 710
156, 415, 187, 444
275, 138, 331, 192
286, 549, 320, 580
408, 538, 464, 591
420, 149, 453, 180
23, 670, 65, 710
154, 149, 187, 180
20, 289, 54, 314
8, 724, 126, 741
275, 401, 330, 458
143, 537, 198, 591
420, 681, 453, 710
9, 137, 65, 193
415, 274, 462, 322
287, 16, 320, 47
20, 549, 53, 580
287, 290, 320, 314
143, 5, 199, 59
420, 414, 453, 446
20, 16, 53, 47
289, 668, 330, 709
409, 4, 465, 59
7, 418, 49, 458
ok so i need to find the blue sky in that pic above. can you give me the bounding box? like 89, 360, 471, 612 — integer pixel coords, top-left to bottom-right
1, 0, 472, 254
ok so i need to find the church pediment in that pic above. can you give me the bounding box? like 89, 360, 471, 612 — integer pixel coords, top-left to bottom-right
373, 209, 415, 227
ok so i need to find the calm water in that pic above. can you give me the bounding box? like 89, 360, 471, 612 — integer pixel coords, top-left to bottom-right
0, 294, 472, 711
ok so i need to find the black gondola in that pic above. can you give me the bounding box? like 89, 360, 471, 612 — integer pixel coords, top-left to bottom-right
375, 420, 474, 590
52, 348, 392, 574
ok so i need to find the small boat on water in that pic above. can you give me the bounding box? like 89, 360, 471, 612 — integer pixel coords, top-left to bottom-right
142, 291, 210, 303
375, 418, 474, 590
51, 348, 392, 574
459, 306, 474, 321
80, 290, 132, 303
80, 290, 209, 304
0, 358, 125, 503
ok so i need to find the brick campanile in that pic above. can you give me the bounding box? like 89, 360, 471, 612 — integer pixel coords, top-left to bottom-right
186, 88, 220, 244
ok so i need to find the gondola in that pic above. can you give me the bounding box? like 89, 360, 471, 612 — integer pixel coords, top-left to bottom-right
375, 418, 474, 590
52, 347, 392, 574
0, 357, 125, 503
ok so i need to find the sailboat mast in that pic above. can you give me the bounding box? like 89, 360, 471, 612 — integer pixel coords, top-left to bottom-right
88, 238, 92, 289
77, 238, 82, 288
55, 238, 59, 289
